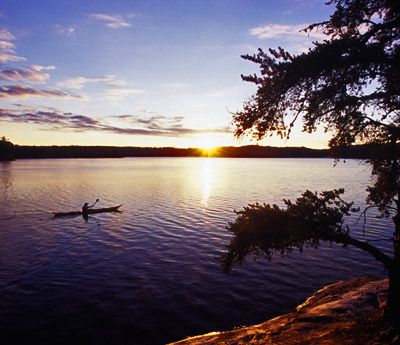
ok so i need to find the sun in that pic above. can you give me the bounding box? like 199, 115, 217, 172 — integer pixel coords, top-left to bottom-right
200, 147, 217, 157
198, 138, 219, 156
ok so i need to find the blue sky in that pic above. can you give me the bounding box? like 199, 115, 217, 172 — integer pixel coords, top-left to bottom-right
0, 0, 332, 148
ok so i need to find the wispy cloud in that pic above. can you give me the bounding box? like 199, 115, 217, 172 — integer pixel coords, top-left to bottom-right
0, 28, 25, 63
31, 65, 56, 72
57, 75, 127, 89
104, 86, 144, 100
0, 106, 229, 136
0, 85, 83, 99
250, 23, 325, 40
51, 73, 142, 101
0, 108, 99, 131
89, 13, 132, 29
249, 23, 327, 53
0, 28, 15, 41
114, 115, 186, 131
0, 40, 15, 52
0, 29, 58, 90
0, 53, 26, 63
0, 65, 55, 83
55, 24, 76, 36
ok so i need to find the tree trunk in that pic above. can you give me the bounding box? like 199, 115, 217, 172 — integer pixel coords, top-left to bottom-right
385, 137, 400, 328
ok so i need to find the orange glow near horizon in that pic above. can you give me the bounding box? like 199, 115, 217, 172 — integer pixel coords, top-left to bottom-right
199, 147, 219, 157
198, 137, 221, 156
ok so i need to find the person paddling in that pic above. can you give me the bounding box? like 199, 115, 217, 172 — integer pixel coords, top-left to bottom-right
82, 199, 99, 217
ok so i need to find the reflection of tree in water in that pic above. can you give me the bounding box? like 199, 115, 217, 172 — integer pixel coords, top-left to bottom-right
224, 0, 400, 330
0, 161, 14, 201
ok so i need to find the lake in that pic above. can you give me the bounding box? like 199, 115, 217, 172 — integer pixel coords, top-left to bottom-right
0, 158, 393, 344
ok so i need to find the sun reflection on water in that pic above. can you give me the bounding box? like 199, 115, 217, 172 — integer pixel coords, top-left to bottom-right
200, 158, 215, 206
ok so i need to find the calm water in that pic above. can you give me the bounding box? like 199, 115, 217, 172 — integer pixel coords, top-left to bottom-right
0, 158, 393, 344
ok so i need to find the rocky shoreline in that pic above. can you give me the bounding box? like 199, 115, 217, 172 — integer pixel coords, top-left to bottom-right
169, 276, 398, 345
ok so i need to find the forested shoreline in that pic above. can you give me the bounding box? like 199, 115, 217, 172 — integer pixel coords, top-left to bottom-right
8, 143, 385, 159
13, 145, 326, 159
0, 134, 391, 161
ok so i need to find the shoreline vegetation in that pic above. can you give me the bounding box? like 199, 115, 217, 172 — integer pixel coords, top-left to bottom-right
0, 143, 390, 160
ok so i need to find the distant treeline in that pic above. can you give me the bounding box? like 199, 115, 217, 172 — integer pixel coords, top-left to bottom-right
13, 145, 327, 159
5, 143, 388, 160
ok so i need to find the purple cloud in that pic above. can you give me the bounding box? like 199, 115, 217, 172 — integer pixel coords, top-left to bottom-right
0, 107, 229, 136
0, 66, 53, 83
0, 28, 25, 63
0, 85, 83, 99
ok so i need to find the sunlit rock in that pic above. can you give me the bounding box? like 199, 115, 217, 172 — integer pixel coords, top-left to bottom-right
169, 277, 398, 345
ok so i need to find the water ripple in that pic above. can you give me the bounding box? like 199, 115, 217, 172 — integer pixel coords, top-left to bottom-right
0, 158, 393, 345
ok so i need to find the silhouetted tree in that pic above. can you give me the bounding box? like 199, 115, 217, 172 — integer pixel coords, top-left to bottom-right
226, 0, 400, 326
0, 136, 15, 161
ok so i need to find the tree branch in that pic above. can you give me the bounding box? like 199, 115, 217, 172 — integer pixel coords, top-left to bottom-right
324, 233, 394, 270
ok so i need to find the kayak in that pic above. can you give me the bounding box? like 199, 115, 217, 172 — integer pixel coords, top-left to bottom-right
53, 205, 122, 217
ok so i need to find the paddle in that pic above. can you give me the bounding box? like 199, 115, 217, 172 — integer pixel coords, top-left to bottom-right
86, 199, 99, 209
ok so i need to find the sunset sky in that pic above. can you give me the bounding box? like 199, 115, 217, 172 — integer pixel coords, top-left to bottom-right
0, 0, 332, 148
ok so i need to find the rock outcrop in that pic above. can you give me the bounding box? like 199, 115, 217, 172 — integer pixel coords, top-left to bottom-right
169, 276, 398, 345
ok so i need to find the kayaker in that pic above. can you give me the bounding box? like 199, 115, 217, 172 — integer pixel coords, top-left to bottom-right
82, 199, 98, 217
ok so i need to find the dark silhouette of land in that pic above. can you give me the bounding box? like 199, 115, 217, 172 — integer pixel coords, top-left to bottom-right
3, 143, 387, 160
